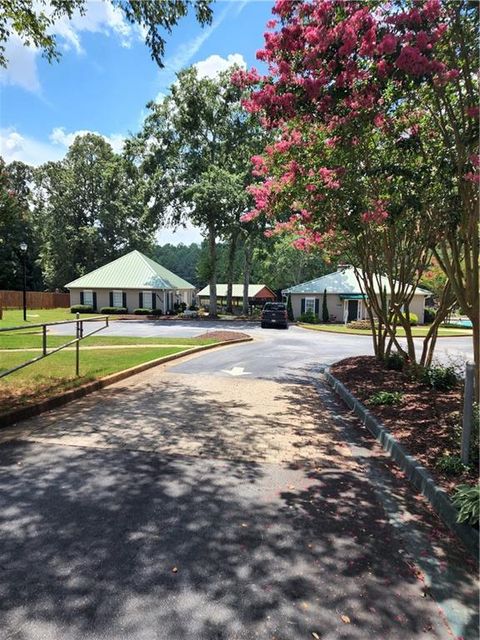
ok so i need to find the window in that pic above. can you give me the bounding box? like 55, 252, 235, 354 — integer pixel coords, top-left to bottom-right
112, 291, 123, 307
305, 298, 315, 313
143, 291, 152, 309
83, 290, 93, 306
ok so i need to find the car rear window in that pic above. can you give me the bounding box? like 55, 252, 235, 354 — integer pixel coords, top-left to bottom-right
263, 303, 286, 310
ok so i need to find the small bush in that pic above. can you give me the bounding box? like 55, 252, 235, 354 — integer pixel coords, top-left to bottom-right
174, 302, 187, 313
401, 311, 418, 326
424, 307, 436, 324
99, 306, 127, 314
188, 304, 198, 311
452, 484, 480, 526
70, 304, 94, 314
385, 351, 404, 371
133, 308, 151, 315
422, 365, 458, 391
150, 308, 163, 316
368, 391, 403, 406
300, 310, 318, 324
347, 319, 371, 330
436, 454, 469, 475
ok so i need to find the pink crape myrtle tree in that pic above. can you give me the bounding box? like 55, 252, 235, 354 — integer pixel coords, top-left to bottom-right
233, 0, 479, 378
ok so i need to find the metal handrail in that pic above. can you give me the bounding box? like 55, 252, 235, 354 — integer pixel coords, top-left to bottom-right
0, 315, 109, 379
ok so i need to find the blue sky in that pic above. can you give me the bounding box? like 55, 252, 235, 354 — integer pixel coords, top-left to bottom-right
0, 0, 273, 243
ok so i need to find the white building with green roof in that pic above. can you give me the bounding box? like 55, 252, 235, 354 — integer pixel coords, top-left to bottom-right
66, 250, 196, 313
282, 265, 430, 324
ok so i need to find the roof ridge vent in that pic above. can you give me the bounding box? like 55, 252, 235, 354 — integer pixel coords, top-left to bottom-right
337, 264, 351, 271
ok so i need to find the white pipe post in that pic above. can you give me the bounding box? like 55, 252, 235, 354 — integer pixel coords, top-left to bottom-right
461, 361, 475, 464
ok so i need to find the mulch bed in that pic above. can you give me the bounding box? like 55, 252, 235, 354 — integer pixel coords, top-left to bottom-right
331, 356, 478, 495
196, 331, 251, 342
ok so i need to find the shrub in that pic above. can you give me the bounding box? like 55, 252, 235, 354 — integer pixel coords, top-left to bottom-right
174, 302, 187, 313
400, 311, 418, 326
99, 307, 127, 314
286, 295, 294, 321
385, 351, 404, 371
422, 365, 458, 391
368, 391, 403, 406
133, 308, 151, 315
188, 304, 198, 311
70, 304, 94, 314
436, 454, 469, 475
150, 308, 163, 316
423, 307, 436, 324
322, 288, 329, 323
347, 319, 371, 330
300, 310, 318, 323
452, 484, 480, 526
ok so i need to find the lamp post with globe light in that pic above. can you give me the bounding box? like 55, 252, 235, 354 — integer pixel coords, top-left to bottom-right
20, 242, 27, 321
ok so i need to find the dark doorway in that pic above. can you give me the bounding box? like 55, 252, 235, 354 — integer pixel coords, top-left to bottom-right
347, 300, 358, 322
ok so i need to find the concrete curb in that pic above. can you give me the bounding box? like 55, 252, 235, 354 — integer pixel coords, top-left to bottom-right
297, 324, 472, 338
322, 366, 479, 560
0, 337, 253, 429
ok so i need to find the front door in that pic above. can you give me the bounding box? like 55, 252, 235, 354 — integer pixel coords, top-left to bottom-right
347, 299, 358, 322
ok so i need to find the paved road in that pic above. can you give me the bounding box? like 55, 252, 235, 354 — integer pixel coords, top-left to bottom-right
0, 322, 477, 639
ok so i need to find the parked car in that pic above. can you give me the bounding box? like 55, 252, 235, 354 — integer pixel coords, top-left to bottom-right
261, 302, 289, 329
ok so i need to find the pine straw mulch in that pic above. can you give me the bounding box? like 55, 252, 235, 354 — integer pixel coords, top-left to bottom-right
330, 356, 478, 496
196, 331, 251, 342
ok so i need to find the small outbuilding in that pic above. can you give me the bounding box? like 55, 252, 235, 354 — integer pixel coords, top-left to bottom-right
66, 250, 195, 313
197, 284, 276, 313
282, 265, 430, 324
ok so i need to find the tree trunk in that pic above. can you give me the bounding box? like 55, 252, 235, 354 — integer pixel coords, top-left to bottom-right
225, 231, 238, 314
208, 223, 217, 318
242, 239, 253, 316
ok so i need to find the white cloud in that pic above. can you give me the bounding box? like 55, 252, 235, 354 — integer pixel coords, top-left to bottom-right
0, 128, 65, 166
1, 1, 138, 92
0, 34, 40, 92
50, 127, 126, 154
156, 222, 203, 246
194, 53, 246, 79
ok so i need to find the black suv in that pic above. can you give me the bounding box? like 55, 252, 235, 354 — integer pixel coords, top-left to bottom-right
260, 302, 289, 329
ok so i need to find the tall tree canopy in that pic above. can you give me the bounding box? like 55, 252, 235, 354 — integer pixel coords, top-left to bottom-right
129, 66, 265, 316
0, 0, 213, 68
33, 133, 155, 289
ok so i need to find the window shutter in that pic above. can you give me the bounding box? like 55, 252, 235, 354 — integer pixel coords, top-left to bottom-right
315, 298, 320, 316
122, 292, 127, 310
109, 292, 113, 307
80, 291, 84, 305
139, 292, 143, 308
301, 298, 305, 314
93, 292, 97, 311
152, 292, 157, 309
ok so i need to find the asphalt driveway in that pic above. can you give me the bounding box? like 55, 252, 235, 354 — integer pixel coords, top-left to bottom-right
0, 323, 477, 639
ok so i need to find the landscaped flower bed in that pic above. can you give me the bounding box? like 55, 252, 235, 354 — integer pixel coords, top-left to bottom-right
331, 356, 479, 496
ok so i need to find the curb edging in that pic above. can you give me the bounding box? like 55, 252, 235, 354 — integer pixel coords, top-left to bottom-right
0, 337, 253, 429
322, 366, 479, 560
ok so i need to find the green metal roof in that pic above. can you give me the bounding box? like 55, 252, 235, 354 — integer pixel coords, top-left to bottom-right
65, 250, 195, 290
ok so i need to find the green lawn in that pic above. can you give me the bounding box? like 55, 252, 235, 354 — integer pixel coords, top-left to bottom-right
0, 334, 217, 350
0, 308, 81, 330
298, 323, 473, 338
0, 345, 193, 413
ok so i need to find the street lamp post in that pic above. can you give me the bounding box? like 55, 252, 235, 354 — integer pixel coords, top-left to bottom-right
20, 242, 27, 321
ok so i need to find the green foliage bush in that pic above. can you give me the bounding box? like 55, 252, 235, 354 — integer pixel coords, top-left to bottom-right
436, 454, 469, 475
385, 352, 404, 371
70, 305, 94, 314
286, 295, 294, 321
133, 308, 151, 315
452, 484, 480, 526
99, 306, 127, 314
174, 302, 187, 313
368, 391, 403, 406
422, 365, 458, 391
423, 307, 436, 324
401, 311, 418, 326
188, 304, 198, 311
299, 310, 318, 324
150, 308, 163, 316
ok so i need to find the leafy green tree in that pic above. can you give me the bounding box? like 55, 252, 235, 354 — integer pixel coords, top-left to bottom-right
0, 0, 212, 68
152, 242, 202, 287
322, 289, 329, 323
130, 66, 262, 316
33, 134, 154, 289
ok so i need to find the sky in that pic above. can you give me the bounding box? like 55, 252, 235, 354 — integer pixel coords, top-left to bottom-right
0, 0, 274, 244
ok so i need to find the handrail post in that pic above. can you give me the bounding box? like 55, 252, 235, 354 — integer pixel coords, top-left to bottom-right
461, 362, 475, 464
42, 324, 47, 356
